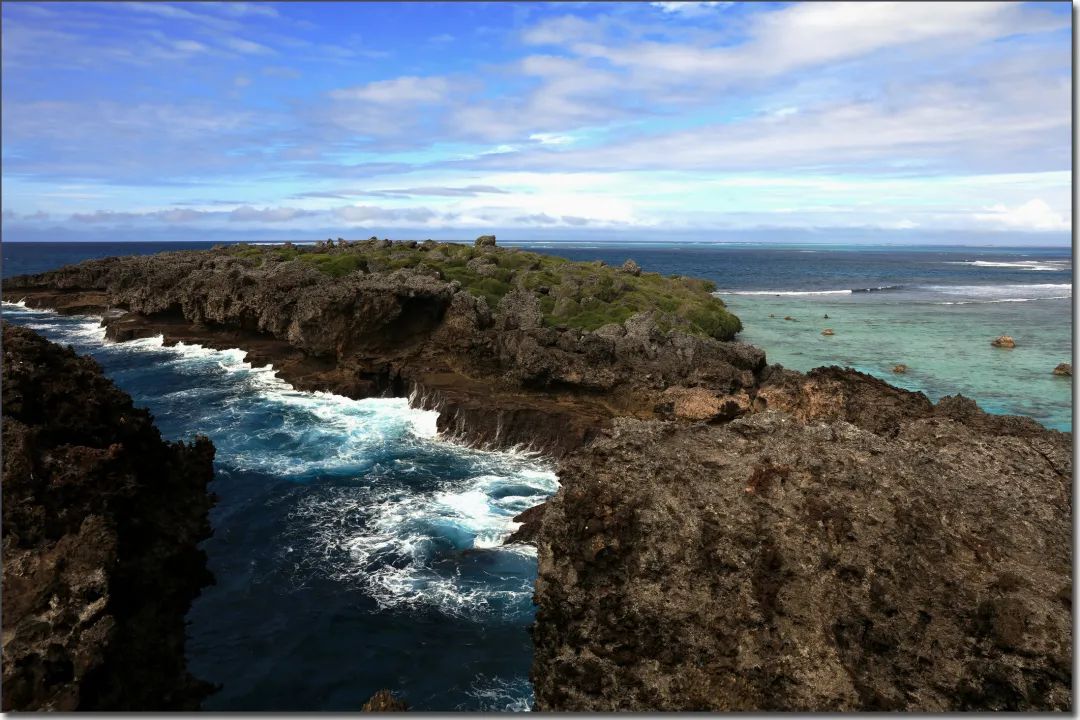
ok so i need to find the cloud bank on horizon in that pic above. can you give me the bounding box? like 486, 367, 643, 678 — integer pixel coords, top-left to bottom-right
0, 1, 1071, 243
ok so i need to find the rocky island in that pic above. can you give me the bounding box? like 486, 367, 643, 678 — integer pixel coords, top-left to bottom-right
2, 238, 1072, 711
1, 323, 216, 710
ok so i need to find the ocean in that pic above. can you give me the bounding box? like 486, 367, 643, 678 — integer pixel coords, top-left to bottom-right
0, 240, 1073, 710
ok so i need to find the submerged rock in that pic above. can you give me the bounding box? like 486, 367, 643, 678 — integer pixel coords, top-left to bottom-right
1053, 363, 1071, 377
991, 335, 1016, 348
1, 324, 215, 710
892, 364, 908, 374
821, 328, 835, 336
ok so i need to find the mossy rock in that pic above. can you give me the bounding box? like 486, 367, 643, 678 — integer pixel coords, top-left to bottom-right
223, 240, 742, 339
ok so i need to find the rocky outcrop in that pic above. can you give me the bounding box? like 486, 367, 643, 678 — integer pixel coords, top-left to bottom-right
1053, 363, 1071, 377
475, 234, 497, 247
3, 246, 763, 457
1, 323, 215, 711
5, 246, 1072, 712
533, 407, 1072, 711
992, 335, 1016, 348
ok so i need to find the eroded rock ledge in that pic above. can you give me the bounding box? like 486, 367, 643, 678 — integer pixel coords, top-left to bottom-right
2, 323, 216, 710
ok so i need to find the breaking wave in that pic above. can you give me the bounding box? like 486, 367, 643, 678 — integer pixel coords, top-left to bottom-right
944, 260, 1071, 272
1, 300, 558, 623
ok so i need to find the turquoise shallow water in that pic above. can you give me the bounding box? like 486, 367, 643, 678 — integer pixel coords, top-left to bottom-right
725, 294, 1072, 431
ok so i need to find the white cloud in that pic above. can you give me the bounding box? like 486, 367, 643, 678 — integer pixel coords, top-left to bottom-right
330, 76, 450, 104
975, 199, 1070, 231
650, 2, 732, 17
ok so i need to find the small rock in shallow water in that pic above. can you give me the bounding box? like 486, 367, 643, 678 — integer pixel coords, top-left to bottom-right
362, 690, 408, 712
1052, 363, 1071, 376
892, 364, 908, 374
991, 335, 1016, 348
784, 316, 796, 321
821, 328, 834, 336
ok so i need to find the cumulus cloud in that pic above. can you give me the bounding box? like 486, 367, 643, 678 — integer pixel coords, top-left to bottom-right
974, 199, 1070, 232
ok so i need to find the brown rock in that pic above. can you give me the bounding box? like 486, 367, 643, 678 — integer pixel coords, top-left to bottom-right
660, 386, 751, 422
474, 234, 497, 247
620, 259, 642, 276
991, 335, 1016, 348
1052, 363, 1071, 376
821, 328, 835, 336
362, 690, 408, 711
892, 364, 908, 374
533, 411, 1072, 711
784, 316, 797, 321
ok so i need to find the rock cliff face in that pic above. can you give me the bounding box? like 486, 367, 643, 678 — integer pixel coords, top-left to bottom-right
2, 323, 215, 710
532, 393, 1072, 710
4, 244, 1073, 711
3, 244, 762, 456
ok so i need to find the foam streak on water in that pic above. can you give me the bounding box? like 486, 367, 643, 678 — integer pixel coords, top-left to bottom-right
1, 301, 554, 710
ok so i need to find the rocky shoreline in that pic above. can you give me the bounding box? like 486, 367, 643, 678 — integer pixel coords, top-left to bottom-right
2, 323, 216, 710
2, 240, 1072, 710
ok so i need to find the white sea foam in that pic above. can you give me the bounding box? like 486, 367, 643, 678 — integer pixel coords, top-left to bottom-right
720, 289, 852, 296
945, 260, 1071, 271
2, 300, 558, 620
289, 453, 556, 618
461, 674, 534, 712
921, 283, 1071, 298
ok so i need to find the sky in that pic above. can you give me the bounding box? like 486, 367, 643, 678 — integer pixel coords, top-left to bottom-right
0, 1, 1072, 244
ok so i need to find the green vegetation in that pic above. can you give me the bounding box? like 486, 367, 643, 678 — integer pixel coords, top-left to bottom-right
223, 240, 741, 339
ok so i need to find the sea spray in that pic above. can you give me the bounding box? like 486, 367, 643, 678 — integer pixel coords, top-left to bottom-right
2, 300, 554, 710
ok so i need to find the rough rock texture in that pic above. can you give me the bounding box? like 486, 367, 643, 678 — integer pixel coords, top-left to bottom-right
1, 323, 216, 711
1053, 363, 1072, 377
361, 689, 409, 711
4, 246, 763, 457
5, 246, 1073, 712
992, 335, 1016, 348
533, 409, 1072, 711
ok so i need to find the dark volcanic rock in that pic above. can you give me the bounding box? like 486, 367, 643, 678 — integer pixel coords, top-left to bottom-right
4, 248, 763, 456
1, 323, 215, 711
504, 504, 547, 545
533, 412, 1072, 711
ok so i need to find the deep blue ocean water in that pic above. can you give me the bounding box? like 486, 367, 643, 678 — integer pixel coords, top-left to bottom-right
0, 239, 1073, 710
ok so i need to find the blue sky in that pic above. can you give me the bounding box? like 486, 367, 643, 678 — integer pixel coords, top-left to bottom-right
1, 1, 1072, 243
